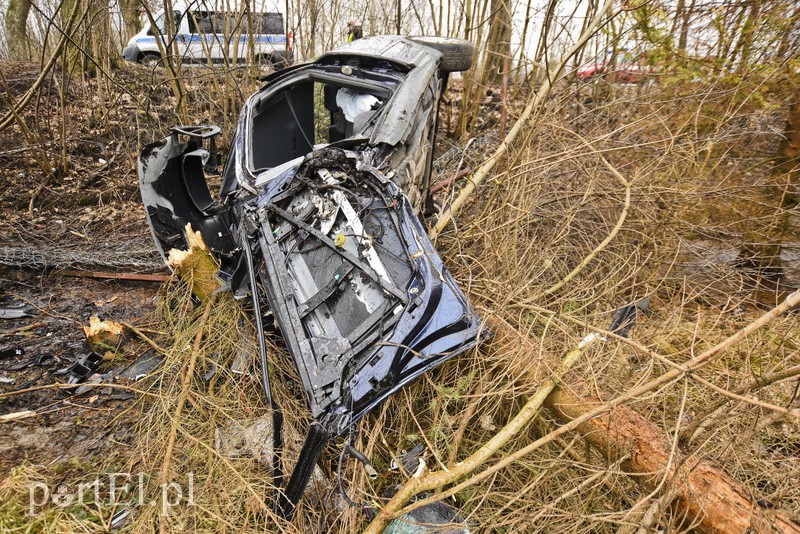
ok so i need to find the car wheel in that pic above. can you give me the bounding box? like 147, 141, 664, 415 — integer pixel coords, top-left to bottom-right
270, 55, 288, 71
140, 53, 163, 67
408, 36, 474, 72
255, 54, 271, 72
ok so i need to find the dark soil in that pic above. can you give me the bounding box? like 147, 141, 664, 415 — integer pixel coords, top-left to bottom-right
0, 63, 176, 479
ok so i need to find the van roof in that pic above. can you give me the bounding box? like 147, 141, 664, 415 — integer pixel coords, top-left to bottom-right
166, 0, 284, 13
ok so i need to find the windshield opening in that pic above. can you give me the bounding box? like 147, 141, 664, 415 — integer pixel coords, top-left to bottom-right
249, 76, 390, 173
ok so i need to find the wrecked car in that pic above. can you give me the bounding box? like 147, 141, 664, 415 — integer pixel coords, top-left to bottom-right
139, 35, 485, 514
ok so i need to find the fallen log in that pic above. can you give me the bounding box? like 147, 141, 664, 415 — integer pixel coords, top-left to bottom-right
545, 385, 800, 533
365, 290, 800, 533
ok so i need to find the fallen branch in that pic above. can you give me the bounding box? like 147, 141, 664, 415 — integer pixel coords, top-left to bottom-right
430, 165, 476, 194
430, 0, 615, 241
362, 330, 602, 534
59, 270, 171, 283
379, 290, 800, 532
682, 362, 800, 442
121, 321, 169, 355
0, 410, 37, 422
0, 382, 155, 400
545, 386, 800, 533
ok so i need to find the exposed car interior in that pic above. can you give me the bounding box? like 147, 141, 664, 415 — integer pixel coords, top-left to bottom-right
249, 77, 390, 172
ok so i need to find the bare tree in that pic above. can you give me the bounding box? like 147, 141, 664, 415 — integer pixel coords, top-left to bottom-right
5, 0, 32, 60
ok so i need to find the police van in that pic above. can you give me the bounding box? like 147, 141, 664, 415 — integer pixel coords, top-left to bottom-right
122, 0, 292, 68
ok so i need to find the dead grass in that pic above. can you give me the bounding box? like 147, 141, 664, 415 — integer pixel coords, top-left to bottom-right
1, 70, 798, 533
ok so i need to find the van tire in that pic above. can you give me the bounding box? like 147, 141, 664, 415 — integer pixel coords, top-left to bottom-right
270, 55, 288, 70
140, 53, 163, 67
255, 54, 271, 71
407, 37, 474, 72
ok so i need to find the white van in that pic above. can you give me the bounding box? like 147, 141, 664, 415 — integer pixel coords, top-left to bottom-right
122, 0, 292, 68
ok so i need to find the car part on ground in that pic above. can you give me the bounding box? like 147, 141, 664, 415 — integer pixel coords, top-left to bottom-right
383, 445, 471, 533
65, 352, 104, 387
608, 298, 651, 338
139, 35, 485, 517
0, 306, 33, 319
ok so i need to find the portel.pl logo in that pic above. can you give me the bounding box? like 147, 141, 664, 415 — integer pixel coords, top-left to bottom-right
29, 472, 194, 516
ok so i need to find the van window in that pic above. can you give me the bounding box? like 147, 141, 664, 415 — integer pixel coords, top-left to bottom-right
188, 11, 225, 34
152, 11, 182, 35
241, 13, 284, 34
259, 13, 283, 34
187, 10, 282, 35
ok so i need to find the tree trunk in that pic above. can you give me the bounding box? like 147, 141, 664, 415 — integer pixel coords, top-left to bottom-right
671, 0, 685, 47
776, 5, 800, 60
737, 0, 762, 71
486, 0, 511, 84
119, 0, 142, 40
775, 98, 800, 208
5, 0, 32, 61
678, 0, 695, 52
544, 383, 800, 533
735, 95, 800, 283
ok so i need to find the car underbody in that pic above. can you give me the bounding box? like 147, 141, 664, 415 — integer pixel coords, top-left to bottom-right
139, 36, 485, 515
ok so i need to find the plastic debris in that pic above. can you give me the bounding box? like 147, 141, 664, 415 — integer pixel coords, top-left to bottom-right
609, 298, 651, 338
119, 352, 164, 381
66, 352, 104, 386
0, 307, 33, 319
0, 347, 24, 359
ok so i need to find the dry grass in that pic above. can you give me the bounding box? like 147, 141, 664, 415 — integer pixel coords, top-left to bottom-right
2, 73, 798, 533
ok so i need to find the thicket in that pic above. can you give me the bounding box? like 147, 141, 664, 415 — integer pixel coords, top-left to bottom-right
0, 0, 798, 531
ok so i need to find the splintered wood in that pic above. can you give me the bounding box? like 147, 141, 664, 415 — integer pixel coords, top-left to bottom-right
83, 316, 124, 346
168, 223, 224, 301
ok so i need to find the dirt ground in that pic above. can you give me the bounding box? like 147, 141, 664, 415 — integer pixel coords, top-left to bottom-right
0, 268, 159, 476
0, 63, 175, 482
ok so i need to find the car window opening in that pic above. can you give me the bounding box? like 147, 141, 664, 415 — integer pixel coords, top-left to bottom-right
250, 80, 387, 172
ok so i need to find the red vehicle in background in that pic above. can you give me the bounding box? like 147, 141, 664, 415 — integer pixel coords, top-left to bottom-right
574, 52, 657, 84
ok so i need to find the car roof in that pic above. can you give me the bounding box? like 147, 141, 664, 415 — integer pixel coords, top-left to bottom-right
318, 35, 442, 68
258, 36, 441, 85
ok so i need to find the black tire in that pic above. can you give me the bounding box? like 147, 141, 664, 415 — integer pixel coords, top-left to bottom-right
140, 52, 163, 67
255, 54, 272, 72
408, 36, 474, 72
270, 54, 288, 70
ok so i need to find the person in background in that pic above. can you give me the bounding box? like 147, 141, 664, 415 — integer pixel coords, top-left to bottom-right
347, 19, 363, 42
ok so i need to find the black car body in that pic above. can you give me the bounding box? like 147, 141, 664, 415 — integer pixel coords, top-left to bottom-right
139, 35, 484, 513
